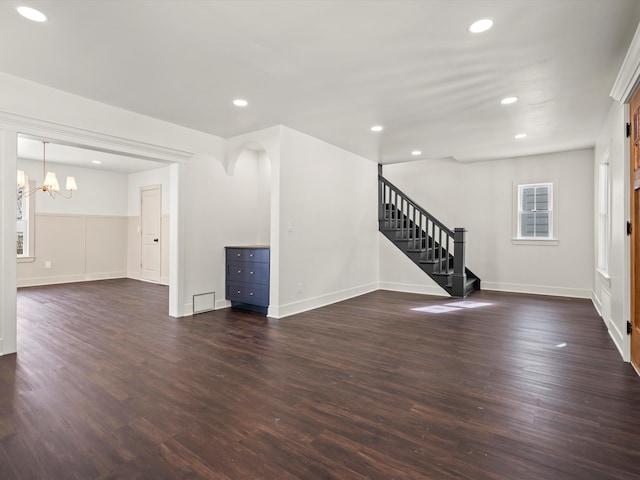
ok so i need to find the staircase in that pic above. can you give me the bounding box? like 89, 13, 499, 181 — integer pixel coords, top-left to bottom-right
379, 173, 480, 297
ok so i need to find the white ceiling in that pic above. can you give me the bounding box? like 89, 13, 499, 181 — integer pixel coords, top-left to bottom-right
3, 0, 640, 168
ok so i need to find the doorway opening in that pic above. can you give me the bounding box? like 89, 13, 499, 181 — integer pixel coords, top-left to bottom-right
15, 134, 177, 317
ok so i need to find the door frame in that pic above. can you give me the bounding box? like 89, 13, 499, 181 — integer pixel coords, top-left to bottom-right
609, 27, 640, 365
0, 112, 191, 342
630, 91, 640, 371
140, 184, 162, 283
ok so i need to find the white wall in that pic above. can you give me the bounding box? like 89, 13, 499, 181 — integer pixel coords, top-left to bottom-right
256, 150, 271, 245
276, 127, 379, 317
127, 166, 171, 216
382, 149, 595, 298
18, 158, 128, 216
594, 102, 630, 360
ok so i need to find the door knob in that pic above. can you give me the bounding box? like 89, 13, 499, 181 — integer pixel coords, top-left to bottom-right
153, 238, 159, 242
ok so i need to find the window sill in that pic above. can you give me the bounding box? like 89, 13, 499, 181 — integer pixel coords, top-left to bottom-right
511, 238, 559, 246
597, 268, 611, 287
17, 256, 36, 263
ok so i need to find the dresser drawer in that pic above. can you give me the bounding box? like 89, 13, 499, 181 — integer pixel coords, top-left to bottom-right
226, 282, 269, 307
227, 262, 269, 285
226, 248, 269, 264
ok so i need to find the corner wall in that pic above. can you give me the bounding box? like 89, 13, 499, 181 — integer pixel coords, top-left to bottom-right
276, 127, 379, 317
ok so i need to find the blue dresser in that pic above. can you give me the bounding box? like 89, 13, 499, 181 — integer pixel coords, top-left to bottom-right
225, 246, 270, 314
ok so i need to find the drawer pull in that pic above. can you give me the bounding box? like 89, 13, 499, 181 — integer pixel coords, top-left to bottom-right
237, 290, 241, 294
236, 253, 241, 257
249, 253, 254, 257
249, 271, 254, 275
237, 269, 242, 274
249, 292, 254, 296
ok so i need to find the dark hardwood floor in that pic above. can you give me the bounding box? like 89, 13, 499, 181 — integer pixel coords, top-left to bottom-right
1, 280, 640, 479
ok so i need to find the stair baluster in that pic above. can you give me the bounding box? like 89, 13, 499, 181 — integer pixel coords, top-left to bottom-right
378, 174, 480, 297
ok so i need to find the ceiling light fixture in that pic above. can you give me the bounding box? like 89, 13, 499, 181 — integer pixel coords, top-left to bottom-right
371, 125, 384, 132
411, 150, 422, 156
501, 96, 518, 105
514, 133, 527, 139
469, 18, 494, 33
16, 6, 47, 22
233, 99, 248, 107
91, 160, 102, 165
17, 141, 78, 199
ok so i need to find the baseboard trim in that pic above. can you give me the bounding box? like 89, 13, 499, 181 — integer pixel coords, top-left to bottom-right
608, 319, 625, 357
128, 273, 168, 286
216, 299, 231, 310
17, 272, 126, 288
270, 282, 379, 319
591, 293, 603, 318
481, 282, 591, 299
183, 298, 231, 316
86, 272, 127, 281
378, 282, 448, 297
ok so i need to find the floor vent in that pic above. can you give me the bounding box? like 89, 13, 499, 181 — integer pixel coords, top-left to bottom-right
193, 292, 215, 314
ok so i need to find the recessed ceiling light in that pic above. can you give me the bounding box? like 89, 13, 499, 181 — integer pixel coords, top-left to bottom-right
469, 18, 494, 33
514, 133, 527, 139
91, 160, 102, 165
501, 96, 519, 105
371, 125, 384, 132
16, 6, 47, 22
233, 99, 248, 107
411, 150, 422, 156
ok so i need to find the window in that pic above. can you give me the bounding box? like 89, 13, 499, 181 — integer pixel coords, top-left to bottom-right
597, 151, 610, 272
17, 179, 35, 259
17, 186, 26, 255
517, 183, 553, 239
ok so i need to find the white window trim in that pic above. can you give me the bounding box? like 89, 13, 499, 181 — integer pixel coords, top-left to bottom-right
512, 181, 558, 244
512, 238, 560, 246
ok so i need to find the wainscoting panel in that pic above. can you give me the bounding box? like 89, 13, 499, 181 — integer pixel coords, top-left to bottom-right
86, 216, 127, 275
17, 214, 127, 287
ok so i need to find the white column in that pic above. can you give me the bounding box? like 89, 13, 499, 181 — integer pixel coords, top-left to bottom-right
0, 130, 18, 355
169, 162, 185, 317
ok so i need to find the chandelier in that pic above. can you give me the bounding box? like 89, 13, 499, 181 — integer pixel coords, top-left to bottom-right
16, 141, 78, 199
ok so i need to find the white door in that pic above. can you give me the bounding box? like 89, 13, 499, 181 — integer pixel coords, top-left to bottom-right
140, 185, 161, 283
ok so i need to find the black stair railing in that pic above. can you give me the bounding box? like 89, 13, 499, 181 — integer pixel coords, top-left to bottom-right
379, 174, 470, 296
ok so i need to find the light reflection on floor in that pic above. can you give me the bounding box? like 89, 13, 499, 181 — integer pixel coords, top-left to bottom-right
411, 301, 492, 313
